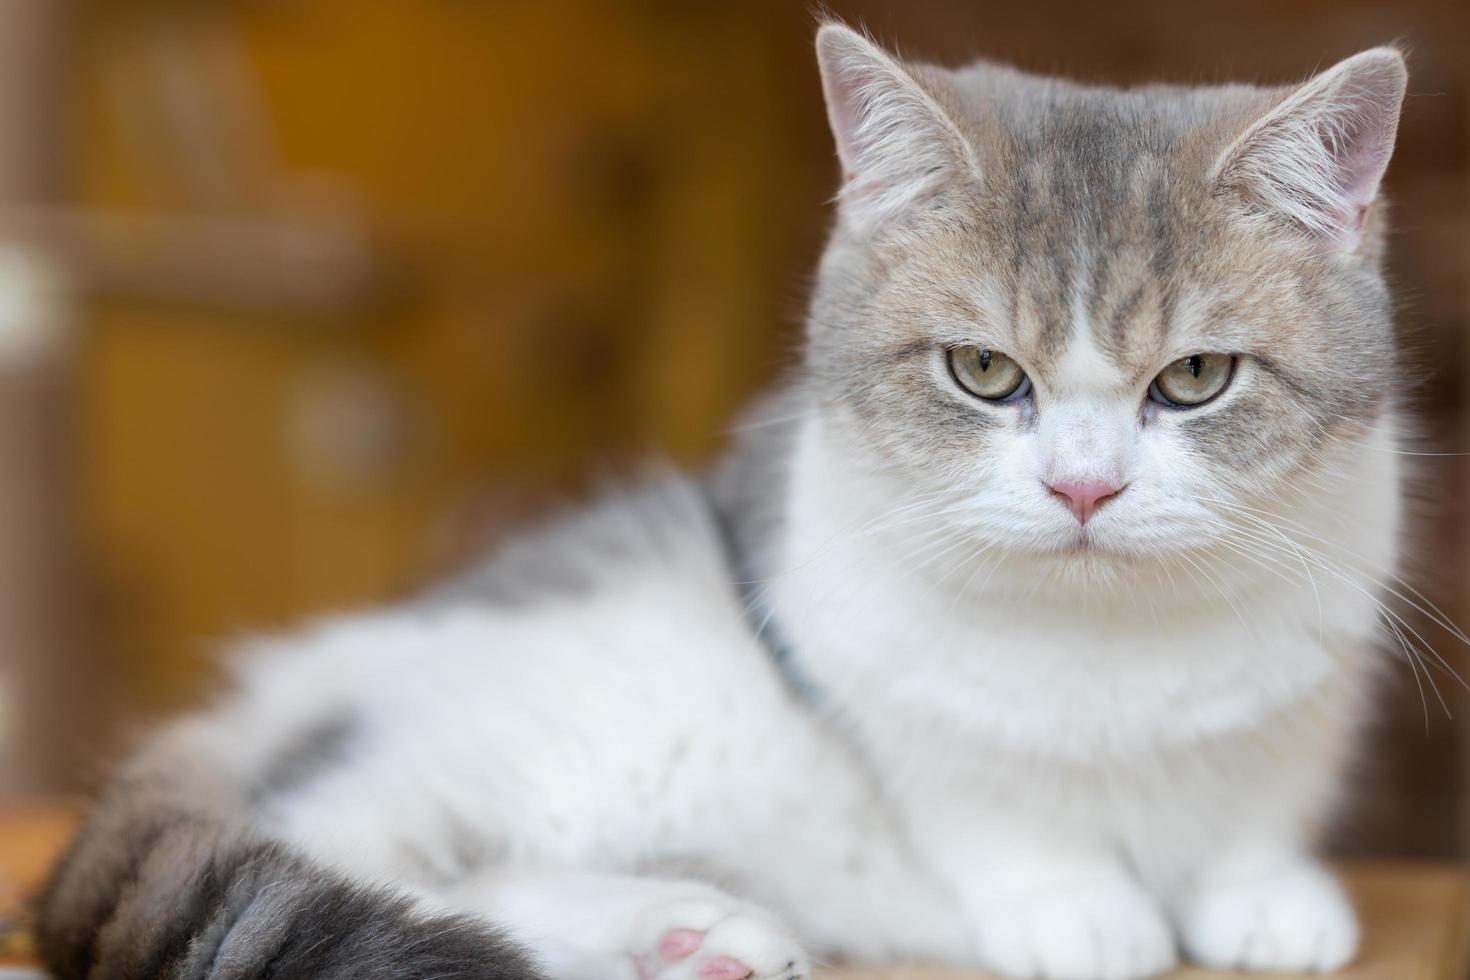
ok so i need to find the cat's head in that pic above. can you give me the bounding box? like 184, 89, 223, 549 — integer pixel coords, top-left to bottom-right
804, 25, 1406, 568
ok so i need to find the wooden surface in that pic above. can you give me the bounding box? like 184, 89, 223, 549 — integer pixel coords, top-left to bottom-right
0, 807, 75, 968
0, 808, 1466, 979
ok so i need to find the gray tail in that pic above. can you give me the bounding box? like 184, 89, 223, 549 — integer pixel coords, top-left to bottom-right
37, 743, 545, 980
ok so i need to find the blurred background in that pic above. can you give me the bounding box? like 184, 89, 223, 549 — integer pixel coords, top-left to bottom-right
0, 0, 1465, 861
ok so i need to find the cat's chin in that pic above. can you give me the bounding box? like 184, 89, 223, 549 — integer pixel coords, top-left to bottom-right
1025, 527, 1162, 566
1021, 543, 1171, 594
1025, 514, 1218, 565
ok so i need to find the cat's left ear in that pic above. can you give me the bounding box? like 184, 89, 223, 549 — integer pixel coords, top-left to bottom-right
816, 24, 980, 234
1214, 47, 1407, 254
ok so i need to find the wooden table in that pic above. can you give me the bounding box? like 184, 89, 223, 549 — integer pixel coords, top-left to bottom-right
1, 808, 1466, 979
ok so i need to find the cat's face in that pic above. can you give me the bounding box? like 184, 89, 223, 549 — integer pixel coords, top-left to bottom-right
807, 26, 1405, 567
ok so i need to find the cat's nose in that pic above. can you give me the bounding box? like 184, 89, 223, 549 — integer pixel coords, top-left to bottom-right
1046, 479, 1125, 525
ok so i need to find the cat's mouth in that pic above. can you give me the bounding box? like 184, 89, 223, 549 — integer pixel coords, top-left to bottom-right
1048, 524, 1144, 562
1060, 533, 1105, 557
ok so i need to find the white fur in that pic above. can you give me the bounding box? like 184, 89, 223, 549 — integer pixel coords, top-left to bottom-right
128, 34, 1412, 980
166, 484, 970, 975
146, 381, 1399, 980
766, 403, 1395, 977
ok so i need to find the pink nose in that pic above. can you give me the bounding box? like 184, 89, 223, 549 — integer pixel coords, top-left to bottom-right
1047, 479, 1125, 525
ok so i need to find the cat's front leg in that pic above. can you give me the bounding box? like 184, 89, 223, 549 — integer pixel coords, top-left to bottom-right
1171, 849, 1358, 974
966, 856, 1177, 980
914, 815, 1177, 980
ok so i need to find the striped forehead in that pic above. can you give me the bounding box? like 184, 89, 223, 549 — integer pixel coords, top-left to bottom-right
990, 146, 1184, 376
1005, 242, 1178, 387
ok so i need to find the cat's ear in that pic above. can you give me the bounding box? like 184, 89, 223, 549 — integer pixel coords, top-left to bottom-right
1214, 47, 1407, 253
816, 24, 979, 233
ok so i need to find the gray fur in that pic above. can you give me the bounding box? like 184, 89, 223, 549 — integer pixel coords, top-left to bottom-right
250, 711, 359, 803
806, 47, 1399, 502
39, 720, 542, 980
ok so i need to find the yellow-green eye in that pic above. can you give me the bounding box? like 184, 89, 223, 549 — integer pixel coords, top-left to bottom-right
1149, 353, 1235, 407
948, 346, 1030, 402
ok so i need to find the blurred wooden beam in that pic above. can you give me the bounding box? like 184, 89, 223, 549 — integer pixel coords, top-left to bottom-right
0, 204, 389, 316
0, 0, 72, 798
0, 3, 391, 801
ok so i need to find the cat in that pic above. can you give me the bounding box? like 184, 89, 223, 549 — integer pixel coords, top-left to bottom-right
39, 23, 1410, 980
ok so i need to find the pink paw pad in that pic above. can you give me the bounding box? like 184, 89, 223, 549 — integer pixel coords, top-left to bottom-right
658, 928, 705, 961
699, 955, 755, 980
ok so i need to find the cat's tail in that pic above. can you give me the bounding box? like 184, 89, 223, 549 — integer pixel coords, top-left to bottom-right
37, 721, 544, 980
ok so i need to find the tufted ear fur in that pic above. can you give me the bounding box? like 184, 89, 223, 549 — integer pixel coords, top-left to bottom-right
1214, 47, 1407, 253
815, 24, 979, 234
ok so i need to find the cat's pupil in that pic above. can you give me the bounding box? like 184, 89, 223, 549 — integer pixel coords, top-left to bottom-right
979, 349, 992, 371
1186, 355, 1201, 377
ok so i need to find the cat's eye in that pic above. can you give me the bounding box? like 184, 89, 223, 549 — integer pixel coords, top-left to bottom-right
948, 346, 1030, 402
1149, 353, 1235, 408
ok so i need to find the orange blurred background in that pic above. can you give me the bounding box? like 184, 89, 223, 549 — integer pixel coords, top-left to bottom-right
0, 0, 1467, 861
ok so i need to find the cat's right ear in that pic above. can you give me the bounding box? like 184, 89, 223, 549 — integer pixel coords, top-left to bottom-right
815, 24, 979, 234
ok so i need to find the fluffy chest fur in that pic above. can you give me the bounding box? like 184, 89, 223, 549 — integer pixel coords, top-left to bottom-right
766, 412, 1399, 773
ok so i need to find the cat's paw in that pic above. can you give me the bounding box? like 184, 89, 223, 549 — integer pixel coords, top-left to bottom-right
972, 875, 1176, 980
629, 896, 809, 980
1177, 861, 1358, 973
